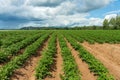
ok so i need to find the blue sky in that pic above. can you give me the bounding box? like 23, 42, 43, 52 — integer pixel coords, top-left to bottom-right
89, 0, 120, 18
0, 0, 120, 29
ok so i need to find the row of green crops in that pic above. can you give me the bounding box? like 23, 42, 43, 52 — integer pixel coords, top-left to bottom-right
1, 34, 29, 48
64, 34, 115, 80
0, 30, 40, 39
62, 30, 120, 44
0, 31, 40, 48
0, 30, 119, 80
0, 33, 50, 80
35, 34, 57, 80
58, 34, 81, 80
0, 32, 47, 63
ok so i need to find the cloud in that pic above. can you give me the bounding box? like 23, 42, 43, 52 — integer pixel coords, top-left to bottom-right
0, 0, 114, 29
20, 14, 103, 27
26, 0, 64, 7
105, 10, 120, 15
105, 14, 117, 20
74, 0, 112, 12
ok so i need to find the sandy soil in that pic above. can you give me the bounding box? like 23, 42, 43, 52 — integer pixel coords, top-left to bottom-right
65, 39, 97, 80
114, 44, 120, 47
45, 39, 63, 80
10, 38, 49, 80
82, 42, 120, 80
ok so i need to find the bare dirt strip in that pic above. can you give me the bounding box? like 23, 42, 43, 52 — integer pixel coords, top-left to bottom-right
10, 38, 50, 80
114, 44, 120, 47
82, 42, 120, 80
65, 39, 97, 80
45, 39, 63, 80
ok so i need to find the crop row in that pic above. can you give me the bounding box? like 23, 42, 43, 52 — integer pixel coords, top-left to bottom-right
62, 30, 120, 44
1, 34, 29, 48
58, 34, 81, 80
0, 31, 42, 48
0, 32, 48, 63
0, 33, 50, 80
0, 30, 40, 39
35, 34, 57, 79
65, 34, 115, 80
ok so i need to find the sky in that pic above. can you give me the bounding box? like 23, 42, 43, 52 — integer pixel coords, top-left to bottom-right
0, 0, 120, 29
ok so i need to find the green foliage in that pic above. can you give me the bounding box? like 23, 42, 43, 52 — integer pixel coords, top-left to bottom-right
109, 18, 116, 29
0, 33, 50, 80
58, 35, 81, 80
0, 33, 44, 62
105, 15, 120, 30
0, 30, 118, 80
65, 35, 115, 80
35, 34, 57, 80
116, 15, 120, 29
63, 30, 120, 44
103, 19, 109, 29
0, 40, 2, 46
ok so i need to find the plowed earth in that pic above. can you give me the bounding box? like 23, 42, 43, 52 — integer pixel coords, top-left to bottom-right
82, 42, 120, 80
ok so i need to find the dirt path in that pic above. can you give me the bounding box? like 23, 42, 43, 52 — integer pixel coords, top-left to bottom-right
45, 39, 63, 80
65, 39, 97, 80
82, 42, 120, 66
114, 44, 120, 47
82, 42, 120, 80
10, 38, 49, 80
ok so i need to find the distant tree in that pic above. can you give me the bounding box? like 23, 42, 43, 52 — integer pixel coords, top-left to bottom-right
92, 25, 97, 30
64, 27, 69, 30
103, 19, 109, 29
116, 15, 120, 29
108, 15, 120, 29
109, 18, 116, 29
83, 26, 86, 30
0, 40, 2, 46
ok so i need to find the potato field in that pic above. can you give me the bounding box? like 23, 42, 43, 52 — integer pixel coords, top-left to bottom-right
0, 30, 120, 80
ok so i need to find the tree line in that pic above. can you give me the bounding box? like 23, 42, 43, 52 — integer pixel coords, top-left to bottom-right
103, 15, 120, 30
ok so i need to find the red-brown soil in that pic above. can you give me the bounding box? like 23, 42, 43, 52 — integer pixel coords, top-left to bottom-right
82, 42, 120, 80
65, 39, 97, 80
45, 39, 63, 80
10, 38, 49, 80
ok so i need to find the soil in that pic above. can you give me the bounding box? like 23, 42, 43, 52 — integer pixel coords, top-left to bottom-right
82, 42, 120, 80
45, 39, 63, 80
10, 38, 49, 80
0, 65, 2, 67
17, 49, 25, 55
115, 44, 120, 47
65, 39, 97, 80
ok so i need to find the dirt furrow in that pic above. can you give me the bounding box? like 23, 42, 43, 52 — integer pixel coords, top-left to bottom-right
83, 42, 120, 66
114, 44, 120, 47
82, 42, 120, 80
10, 38, 49, 80
45, 39, 63, 80
65, 39, 97, 80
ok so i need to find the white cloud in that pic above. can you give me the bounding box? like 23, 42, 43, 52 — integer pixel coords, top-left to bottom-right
105, 10, 120, 15
88, 18, 103, 26
0, 0, 114, 28
20, 14, 103, 27
105, 14, 117, 20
